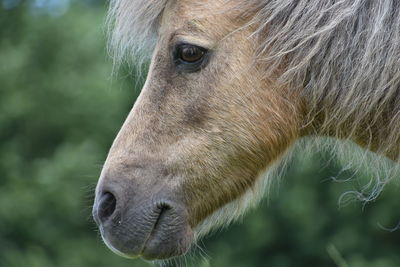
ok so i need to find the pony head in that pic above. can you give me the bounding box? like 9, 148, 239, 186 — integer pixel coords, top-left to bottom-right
93, 0, 400, 260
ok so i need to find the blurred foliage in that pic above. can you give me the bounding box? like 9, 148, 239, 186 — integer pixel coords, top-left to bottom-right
1, 2, 400, 267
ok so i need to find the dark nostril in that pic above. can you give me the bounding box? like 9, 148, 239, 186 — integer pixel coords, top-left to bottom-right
98, 192, 117, 223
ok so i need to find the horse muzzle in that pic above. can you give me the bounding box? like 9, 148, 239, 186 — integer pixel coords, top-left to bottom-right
92, 179, 193, 260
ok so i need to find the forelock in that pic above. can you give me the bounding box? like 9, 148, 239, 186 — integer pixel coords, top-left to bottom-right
107, 0, 169, 67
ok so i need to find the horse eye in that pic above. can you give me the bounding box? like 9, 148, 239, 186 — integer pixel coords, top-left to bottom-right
173, 43, 209, 73
179, 45, 205, 63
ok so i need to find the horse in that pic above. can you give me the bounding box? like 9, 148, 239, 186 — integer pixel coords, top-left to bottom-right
92, 0, 400, 261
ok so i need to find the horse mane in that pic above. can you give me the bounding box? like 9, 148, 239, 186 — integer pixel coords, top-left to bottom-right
250, 0, 400, 155
107, 0, 400, 202
107, 0, 167, 66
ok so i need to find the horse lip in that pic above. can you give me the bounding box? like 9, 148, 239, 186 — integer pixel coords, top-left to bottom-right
138, 205, 168, 255
100, 210, 164, 259
97, 205, 162, 259
100, 201, 193, 260
140, 203, 192, 260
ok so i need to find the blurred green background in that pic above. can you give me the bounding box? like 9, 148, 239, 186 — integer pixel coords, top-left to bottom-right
1, 1, 400, 267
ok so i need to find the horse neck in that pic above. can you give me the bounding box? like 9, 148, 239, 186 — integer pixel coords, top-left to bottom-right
302, 88, 400, 161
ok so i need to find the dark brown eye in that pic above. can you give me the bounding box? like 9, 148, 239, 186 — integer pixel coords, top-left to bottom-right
179, 45, 205, 63
173, 43, 210, 73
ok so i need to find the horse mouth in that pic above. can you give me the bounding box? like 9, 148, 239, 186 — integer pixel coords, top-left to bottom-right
94, 195, 194, 260
135, 204, 191, 260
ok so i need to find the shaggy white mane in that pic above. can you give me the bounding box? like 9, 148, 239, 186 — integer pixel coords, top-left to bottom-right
108, 0, 167, 65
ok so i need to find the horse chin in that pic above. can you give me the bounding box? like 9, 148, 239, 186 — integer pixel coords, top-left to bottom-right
103, 230, 193, 261
194, 167, 276, 239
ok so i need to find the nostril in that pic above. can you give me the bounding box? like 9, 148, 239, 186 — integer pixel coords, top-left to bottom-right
98, 192, 117, 223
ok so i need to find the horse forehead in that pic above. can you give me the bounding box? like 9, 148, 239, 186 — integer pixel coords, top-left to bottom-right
160, 0, 239, 37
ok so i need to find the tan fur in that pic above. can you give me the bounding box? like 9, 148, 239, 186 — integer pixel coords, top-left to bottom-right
100, 0, 304, 232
